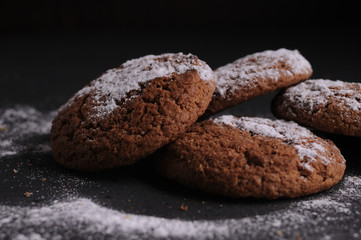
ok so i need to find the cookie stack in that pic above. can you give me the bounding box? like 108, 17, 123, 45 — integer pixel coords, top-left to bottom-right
52, 49, 356, 199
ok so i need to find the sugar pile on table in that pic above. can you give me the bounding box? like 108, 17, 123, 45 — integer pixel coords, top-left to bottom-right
0, 176, 360, 240
0, 106, 56, 157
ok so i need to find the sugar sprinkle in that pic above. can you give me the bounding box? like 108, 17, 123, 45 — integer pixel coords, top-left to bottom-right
0, 176, 360, 240
63, 53, 215, 119
279, 79, 361, 114
0, 106, 56, 157
212, 115, 344, 171
215, 48, 312, 97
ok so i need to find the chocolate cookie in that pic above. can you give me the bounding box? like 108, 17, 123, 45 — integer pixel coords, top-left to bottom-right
156, 115, 345, 199
273, 79, 361, 137
206, 48, 312, 115
51, 53, 216, 171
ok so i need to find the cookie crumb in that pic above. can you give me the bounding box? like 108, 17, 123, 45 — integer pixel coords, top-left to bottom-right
41, 178, 46, 182
24, 192, 32, 197
295, 232, 303, 240
13, 169, 19, 174
276, 230, 282, 236
0, 126, 6, 131
180, 204, 188, 212
127, 199, 131, 203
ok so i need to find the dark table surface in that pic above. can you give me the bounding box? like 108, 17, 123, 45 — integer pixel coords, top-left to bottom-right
1, 31, 361, 240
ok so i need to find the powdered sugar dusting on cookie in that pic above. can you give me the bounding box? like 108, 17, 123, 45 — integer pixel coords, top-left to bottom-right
215, 48, 312, 97
64, 53, 215, 118
279, 79, 361, 112
212, 115, 341, 171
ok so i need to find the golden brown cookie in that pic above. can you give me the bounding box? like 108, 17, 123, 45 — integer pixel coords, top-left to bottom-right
273, 79, 361, 137
206, 48, 312, 115
156, 115, 345, 199
51, 53, 216, 171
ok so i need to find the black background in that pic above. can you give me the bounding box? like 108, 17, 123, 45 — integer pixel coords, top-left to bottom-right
1, 0, 361, 108
1, 0, 360, 33
1, 1, 361, 239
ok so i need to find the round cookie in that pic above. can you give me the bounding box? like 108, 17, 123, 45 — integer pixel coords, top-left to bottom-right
273, 79, 361, 137
156, 115, 345, 199
206, 48, 312, 115
51, 53, 216, 171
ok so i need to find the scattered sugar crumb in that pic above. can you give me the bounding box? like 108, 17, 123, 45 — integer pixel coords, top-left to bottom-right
180, 204, 189, 212
24, 192, 32, 197
0, 151, 17, 157
296, 232, 303, 240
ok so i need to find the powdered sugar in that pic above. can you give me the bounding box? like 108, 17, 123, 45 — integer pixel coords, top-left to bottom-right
212, 115, 341, 171
279, 79, 361, 112
1, 175, 360, 240
215, 48, 312, 97
0, 106, 56, 157
63, 53, 215, 119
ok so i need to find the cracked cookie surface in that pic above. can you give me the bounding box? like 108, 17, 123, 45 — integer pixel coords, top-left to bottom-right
206, 48, 312, 116
156, 115, 345, 199
51, 53, 216, 171
273, 79, 361, 137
